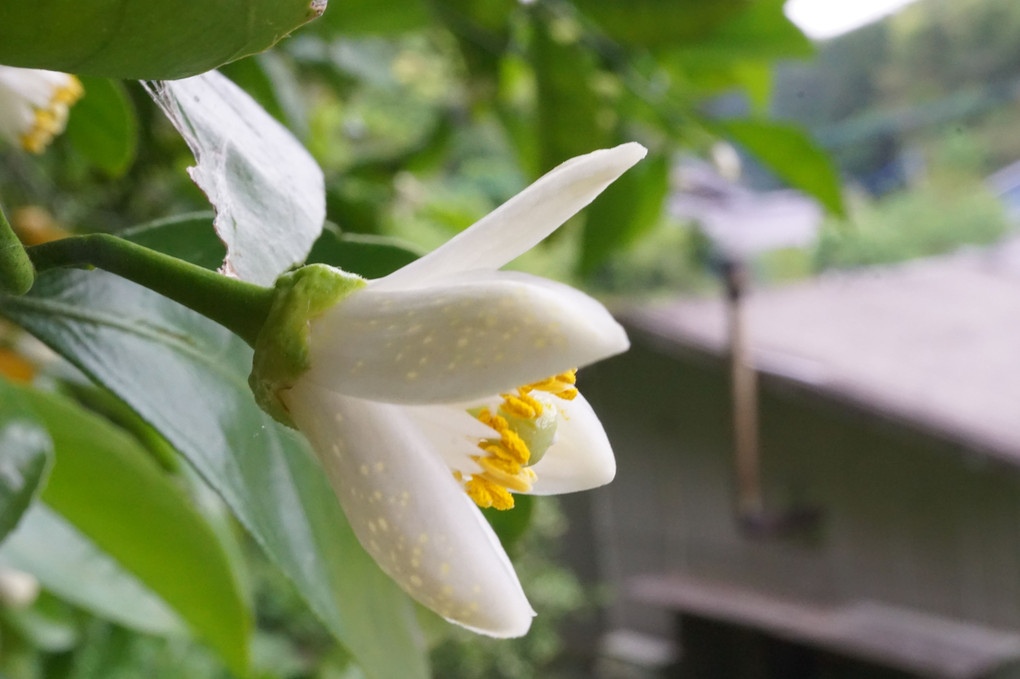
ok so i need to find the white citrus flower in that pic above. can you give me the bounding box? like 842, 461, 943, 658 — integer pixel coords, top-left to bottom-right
253, 143, 646, 637
0, 66, 83, 153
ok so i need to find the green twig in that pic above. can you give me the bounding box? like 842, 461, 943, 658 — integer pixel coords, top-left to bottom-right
26, 234, 274, 347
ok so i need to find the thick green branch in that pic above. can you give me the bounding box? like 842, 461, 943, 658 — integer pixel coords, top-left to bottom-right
26, 234, 275, 347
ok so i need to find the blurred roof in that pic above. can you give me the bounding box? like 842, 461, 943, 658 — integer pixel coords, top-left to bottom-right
620, 241, 1020, 463
671, 160, 823, 259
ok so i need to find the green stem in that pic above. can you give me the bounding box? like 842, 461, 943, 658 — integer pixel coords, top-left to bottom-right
0, 204, 34, 296
26, 234, 274, 347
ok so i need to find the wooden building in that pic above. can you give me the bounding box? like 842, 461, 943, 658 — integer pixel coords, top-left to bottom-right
571, 245, 1020, 678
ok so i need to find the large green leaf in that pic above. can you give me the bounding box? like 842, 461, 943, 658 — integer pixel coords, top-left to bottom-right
0, 225, 428, 679
0, 504, 185, 636
0, 1, 325, 79
579, 151, 670, 276
0, 396, 51, 544
65, 77, 138, 178
715, 119, 845, 215
0, 378, 249, 673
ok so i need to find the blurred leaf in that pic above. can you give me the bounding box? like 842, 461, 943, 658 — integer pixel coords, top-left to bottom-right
0, 592, 80, 653
573, 0, 750, 47
222, 53, 309, 139
0, 504, 185, 636
308, 223, 422, 278
432, 0, 517, 84
146, 71, 325, 286
318, 0, 431, 34
580, 151, 670, 275
0, 378, 249, 671
481, 494, 534, 554
120, 213, 224, 271
0, 220, 428, 679
668, 0, 812, 62
0, 0, 324, 79
0, 397, 51, 544
530, 12, 612, 173
65, 77, 138, 178
716, 119, 845, 215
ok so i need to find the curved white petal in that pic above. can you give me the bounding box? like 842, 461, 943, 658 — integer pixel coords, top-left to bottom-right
283, 380, 535, 637
526, 392, 616, 495
373, 143, 647, 292
401, 404, 492, 474
305, 271, 629, 405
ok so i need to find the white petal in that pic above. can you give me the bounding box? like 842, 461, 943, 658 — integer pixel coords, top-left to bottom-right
373, 143, 647, 292
305, 271, 629, 404
283, 381, 535, 637
402, 404, 492, 474
526, 392, 616, 495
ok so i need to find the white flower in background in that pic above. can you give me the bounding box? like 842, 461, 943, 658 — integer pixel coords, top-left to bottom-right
0, 66, 83, 153
252, 143, 646, 637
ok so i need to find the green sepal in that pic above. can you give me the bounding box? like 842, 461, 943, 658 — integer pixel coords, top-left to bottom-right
250, 264, 365, 426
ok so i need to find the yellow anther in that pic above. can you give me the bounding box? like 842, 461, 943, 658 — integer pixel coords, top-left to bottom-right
460, 369, 578, 510
472, 456, 535, 493
500, 391, 544, 419
54, 77, 84, 104
465, 478, 515, 510
499, 429, 530, 464
521, 368, 577, 399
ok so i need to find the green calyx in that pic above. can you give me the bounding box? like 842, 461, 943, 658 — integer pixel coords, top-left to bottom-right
249, 264, 365, 426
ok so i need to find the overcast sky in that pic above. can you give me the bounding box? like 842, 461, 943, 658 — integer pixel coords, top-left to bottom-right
785, 0, 922, 39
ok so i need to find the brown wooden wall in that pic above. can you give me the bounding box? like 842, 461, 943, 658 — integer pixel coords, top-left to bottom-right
567, 330, 1020, 638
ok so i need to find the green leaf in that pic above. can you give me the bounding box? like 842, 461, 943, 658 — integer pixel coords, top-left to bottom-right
715, 119, 845, 215
0, 398, 51, 544
65, 77, 138, 177
0, 378, 249, 673
0, 1, 325, 79
121, 214, 420, 280
0, 504, 185, 636
573, 0, 751, 47
120, 213, 224, 272
147, 72, 326, 286
0, 226, 428, 679
666, 0, 813, 62
307, 224, 422, 278
221, 54, 309, 139
579, 151, 670, 275
316, 0, 430, 35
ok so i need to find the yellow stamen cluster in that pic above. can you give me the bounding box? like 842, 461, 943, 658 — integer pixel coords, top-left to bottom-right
521, 369, 578, 401
459, 369, 579, 511
20, 76, 83, 154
